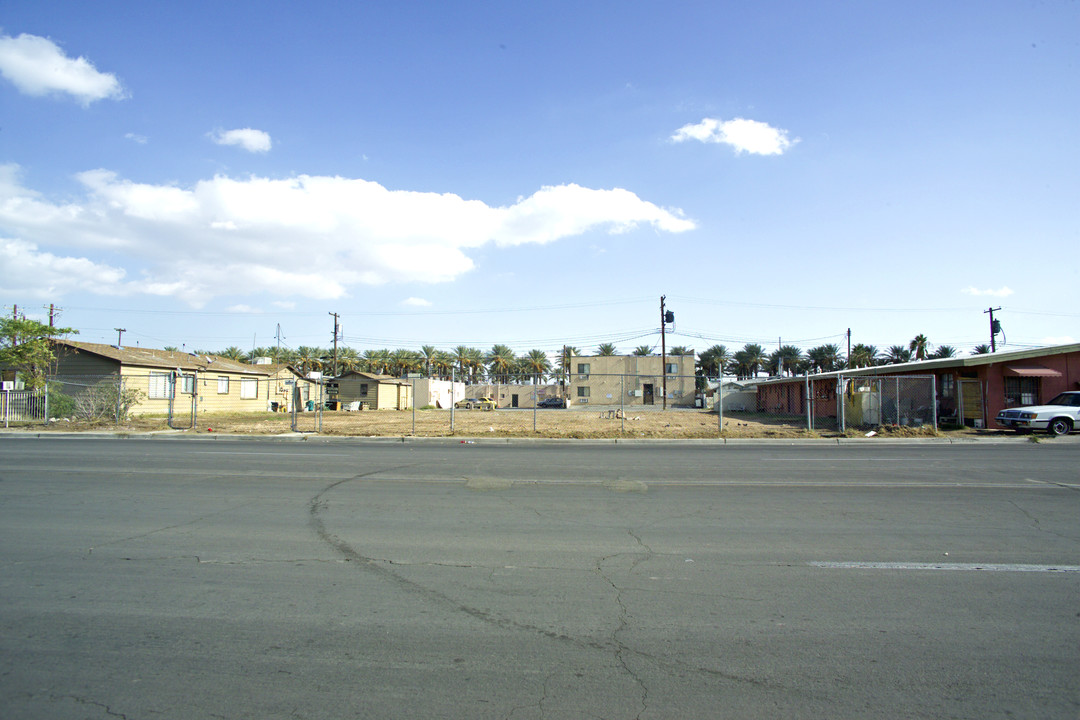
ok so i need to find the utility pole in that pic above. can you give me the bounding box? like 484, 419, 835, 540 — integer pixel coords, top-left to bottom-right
846, 328, 852, 368
114, 328, 126, 347
985, 307, 1002, 352
660, 296, 667, 410
275, 323, 282, 364
328, 312, 340, 377
48, 304, 56, 327
660, 296, 675, 410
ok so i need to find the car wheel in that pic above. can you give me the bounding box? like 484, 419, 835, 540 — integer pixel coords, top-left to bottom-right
1047, 418, 1072, 437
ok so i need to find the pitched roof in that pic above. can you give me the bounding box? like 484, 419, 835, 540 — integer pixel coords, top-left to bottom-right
55, 339, 272, 376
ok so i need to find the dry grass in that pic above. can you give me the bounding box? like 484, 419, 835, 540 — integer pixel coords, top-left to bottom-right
25, 408, 952, 440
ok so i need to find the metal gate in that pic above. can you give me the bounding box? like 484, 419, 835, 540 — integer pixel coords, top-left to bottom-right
291, 381, 323, 432
2, 388, 46, 426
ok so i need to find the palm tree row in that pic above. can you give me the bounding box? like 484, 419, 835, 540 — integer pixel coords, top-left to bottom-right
207, 334, 979, 383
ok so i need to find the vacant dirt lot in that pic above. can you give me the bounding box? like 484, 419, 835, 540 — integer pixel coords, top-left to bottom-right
26, 408, 955, 439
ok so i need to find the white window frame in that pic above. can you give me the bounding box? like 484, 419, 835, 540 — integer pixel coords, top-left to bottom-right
149, 372, 173, 399
240, 377, 258, 399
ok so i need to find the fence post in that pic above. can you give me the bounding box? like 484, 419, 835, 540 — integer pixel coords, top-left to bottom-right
621, 374, 625, 434
450, 368, 455, 434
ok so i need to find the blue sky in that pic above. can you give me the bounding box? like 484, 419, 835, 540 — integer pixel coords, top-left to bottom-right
1, 1, 1077, 360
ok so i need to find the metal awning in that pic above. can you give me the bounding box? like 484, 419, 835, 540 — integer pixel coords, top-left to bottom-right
1002, 364, 1062, 378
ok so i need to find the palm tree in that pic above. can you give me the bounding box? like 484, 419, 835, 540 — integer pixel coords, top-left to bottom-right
337, 347, 361, 373
885, 345, 912, 364
363, 348, 392, 375
420, 345, 439, 377
668, 346, 692, 356
770, 345, 806, 376
389, 348, 420, 377
431, 350, 455, 380
970, 343, 991, 355
697, 344, 730, 377
557, 346, 580, 384
807, 344, 842, 373
486, 344, 516, 384
217, 346, 246, 361
909, 334, 930, 361
597, 342, 617, 356
734, 343, 767, 379
849, 343, 879, 368
632, 345, 652, 357
931, 345, 957, 359
295, 346, 324, 375
522, 349, 552, 382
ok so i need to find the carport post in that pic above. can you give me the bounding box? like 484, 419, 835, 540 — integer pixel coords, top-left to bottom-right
717, 378, 723, 434
805, 374, 811, 431
931, 375, 938, 429
838, 374, 846, 433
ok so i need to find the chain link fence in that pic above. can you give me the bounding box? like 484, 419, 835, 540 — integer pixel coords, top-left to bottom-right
752, 374, 937, 433
13, 370, 940, 435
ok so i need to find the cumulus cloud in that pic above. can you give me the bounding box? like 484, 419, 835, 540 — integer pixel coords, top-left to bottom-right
402, 297, 432, 307
961, 286, 1014, 297
125, 132, 148, 144
672, 117, 797, 155
209, 128, 273, 153
0, 237, 128, 297
0, 164, 695, 305
0, 33, 125, 105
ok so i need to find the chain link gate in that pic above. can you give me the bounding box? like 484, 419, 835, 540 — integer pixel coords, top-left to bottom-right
837, 374, 936, 432
291, 380, 323, 432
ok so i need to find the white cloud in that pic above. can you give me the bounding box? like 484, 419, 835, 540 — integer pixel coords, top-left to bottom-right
961, 286, 1014, 297
226, 304, 261, 313
125, 132, 148, 144
402, 297, 432, 307
0, 165, 695, 305
672, 117, 797, 155
0, 237, 127, 297
0, 33, 125, 105
209, 128, 273, 153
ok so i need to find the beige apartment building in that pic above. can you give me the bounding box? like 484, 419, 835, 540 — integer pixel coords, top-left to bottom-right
567, 354, 696, 407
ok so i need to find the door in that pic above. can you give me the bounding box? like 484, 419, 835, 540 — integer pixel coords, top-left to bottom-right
511, 394, 519, 408
643, 384, 654, 405
959, 379, 983, 427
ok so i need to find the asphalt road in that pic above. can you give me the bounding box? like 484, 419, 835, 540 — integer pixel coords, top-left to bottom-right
1, 437, 1077, 719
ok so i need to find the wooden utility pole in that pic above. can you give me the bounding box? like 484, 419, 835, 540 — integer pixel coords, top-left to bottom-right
114, 328, 126, 347
985, 307, 1002, 352
328, 312, 340, 376
660, 296, 667, 410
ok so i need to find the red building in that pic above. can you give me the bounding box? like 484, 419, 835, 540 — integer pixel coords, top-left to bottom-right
756, 343, 1080, 429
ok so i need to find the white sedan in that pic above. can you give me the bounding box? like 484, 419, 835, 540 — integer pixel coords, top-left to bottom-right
996, 391, 1080, 436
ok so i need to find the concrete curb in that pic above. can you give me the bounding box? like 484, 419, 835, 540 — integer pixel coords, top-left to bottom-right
0, 429, 1061, 446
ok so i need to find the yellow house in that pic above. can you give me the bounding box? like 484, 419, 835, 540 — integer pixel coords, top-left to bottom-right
49, 340, 311, 415
567, 353, 696, 407
326, 371, 412, 410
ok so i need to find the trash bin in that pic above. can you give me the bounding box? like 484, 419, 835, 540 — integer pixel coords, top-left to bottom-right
305, 400, 315, 412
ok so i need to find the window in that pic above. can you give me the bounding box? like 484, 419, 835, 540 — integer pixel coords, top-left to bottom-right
577, 386, 590, 398
359, 383, 369, 395
179, 374, 195, 394
576, 363, 590, 376
148, 372, 172, 399
665, 362, 678, 375
1004, 377, 1039, 407
240, 377, 258, 399
217, 376, 229, 394
939, 373, 954, 398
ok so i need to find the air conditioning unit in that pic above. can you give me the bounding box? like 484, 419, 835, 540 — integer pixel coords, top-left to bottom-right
630, 390, 642, 397
307, 371, 323, 381
0, 381, 13, 391
578, 374, 589, 379
578, 398, 588, 404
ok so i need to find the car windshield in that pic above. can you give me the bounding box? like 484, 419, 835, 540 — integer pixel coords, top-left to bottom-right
1045, 393, 1080, 407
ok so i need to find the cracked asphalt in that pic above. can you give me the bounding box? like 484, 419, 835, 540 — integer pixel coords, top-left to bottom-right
1, 437, 1078, 719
